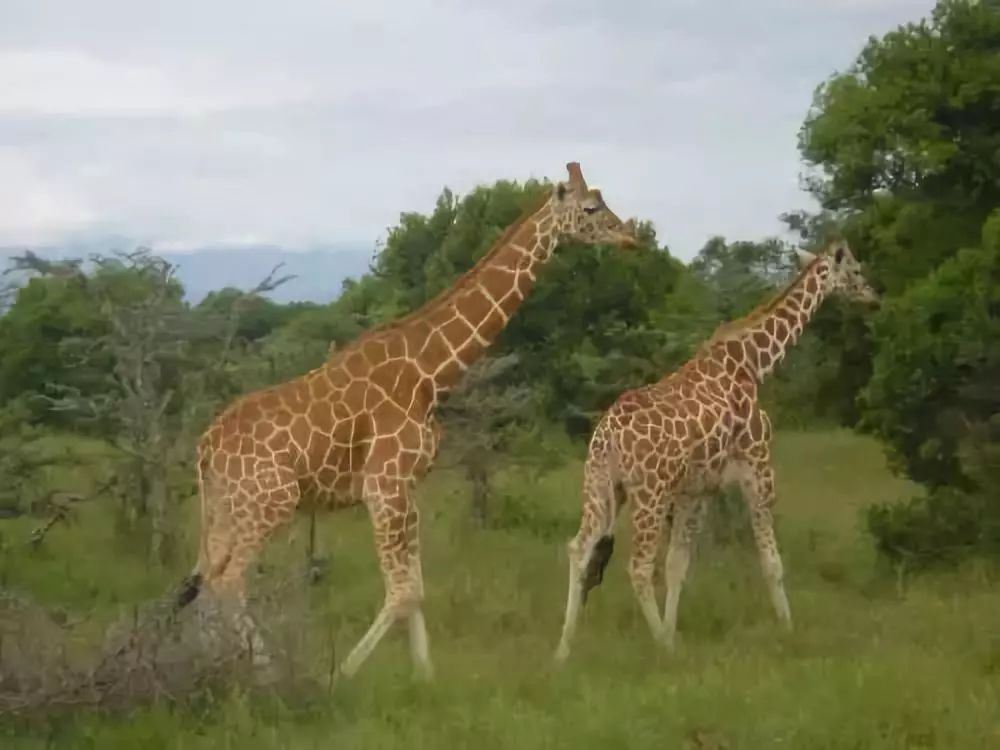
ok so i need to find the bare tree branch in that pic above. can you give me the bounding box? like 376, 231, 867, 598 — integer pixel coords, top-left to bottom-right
2, 250, 83, 279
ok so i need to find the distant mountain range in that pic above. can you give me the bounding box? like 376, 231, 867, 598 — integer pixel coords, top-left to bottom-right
0, 241, 375, 304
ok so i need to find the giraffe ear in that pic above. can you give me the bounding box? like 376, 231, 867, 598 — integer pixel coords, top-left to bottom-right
556, 183, 567, 201
834, 245, 846, 264
795, 249, 817, 267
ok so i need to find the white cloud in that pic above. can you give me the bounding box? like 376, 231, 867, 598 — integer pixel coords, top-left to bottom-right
151, 235, 273, 253
0, 0, 937, 260
0, 50, 312, 117
0, 148, 94, 244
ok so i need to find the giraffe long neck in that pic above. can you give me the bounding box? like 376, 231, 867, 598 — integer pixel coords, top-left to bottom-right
720, 258, 831, 381
405, 197, 559, 392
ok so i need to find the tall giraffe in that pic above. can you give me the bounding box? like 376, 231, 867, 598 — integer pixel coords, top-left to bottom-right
174, 163, 638, 680
554, 240, 878, 661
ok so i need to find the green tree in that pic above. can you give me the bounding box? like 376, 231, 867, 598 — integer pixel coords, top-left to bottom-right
863, 216, 1000, 567
800, 0, 1000, 291
690, 236, 791, 321
796, 0, 1000, 566
195, 285, 305, 342
437, 354, 539, 524
862, 211, 1000, 490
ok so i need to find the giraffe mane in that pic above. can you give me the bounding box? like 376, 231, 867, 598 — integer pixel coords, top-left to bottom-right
701, 254, 825, 348
349, 188, 553, 343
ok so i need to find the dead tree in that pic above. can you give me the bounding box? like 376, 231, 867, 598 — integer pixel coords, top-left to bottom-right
1, 251, 82, 312
40, 250, 188, 562
42, 249, 293, 565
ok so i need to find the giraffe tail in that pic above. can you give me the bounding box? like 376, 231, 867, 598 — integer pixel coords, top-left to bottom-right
172, 572, 204, 613
172, 448, 220, 614
580, 442, 625, 603
581, 535, 615, 603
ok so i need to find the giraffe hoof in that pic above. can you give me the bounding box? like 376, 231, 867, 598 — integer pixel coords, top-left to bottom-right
554, 644, 571, 663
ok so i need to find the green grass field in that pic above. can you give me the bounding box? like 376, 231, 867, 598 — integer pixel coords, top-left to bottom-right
2, 429, 999, 748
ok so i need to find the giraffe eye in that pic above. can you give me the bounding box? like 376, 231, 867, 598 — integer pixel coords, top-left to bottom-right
583, 206, 600, 215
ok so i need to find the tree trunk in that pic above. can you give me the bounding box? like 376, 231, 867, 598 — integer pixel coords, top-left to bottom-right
147, 447, 172, 567
306, 510, 318, 582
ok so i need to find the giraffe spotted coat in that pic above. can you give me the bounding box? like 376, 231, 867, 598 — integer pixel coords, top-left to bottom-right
175, 162, 638, 680
555, 240, 879, 660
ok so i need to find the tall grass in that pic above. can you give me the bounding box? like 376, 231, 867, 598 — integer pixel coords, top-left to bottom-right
2, 429, 998, 748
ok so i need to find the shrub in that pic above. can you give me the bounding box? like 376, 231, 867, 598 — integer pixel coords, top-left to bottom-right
863, 214, 1000, 567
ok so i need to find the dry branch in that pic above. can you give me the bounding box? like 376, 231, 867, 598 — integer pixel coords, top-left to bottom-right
0, 568, 322, 717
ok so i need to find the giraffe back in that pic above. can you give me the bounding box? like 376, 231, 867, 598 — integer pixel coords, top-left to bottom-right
199, 323, 440, 508
594, 340, 764, 495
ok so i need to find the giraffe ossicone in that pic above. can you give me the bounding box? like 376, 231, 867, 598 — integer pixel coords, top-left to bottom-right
555, 239, 879, 662
173, 161, 638, 680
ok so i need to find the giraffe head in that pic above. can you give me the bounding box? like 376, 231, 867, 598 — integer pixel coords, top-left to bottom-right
797, 239, 879, 307
552, 162, 638, 248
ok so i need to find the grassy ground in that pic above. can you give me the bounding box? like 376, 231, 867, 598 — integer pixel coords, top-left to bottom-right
2, 429, 998, 748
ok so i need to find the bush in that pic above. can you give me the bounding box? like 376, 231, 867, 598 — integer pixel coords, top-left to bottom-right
483, 488, 577, 542
866, 487, 1000, 571
863, 213, 1000, 567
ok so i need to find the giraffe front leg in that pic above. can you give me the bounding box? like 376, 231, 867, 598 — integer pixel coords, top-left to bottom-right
750, 503, 792, 630
732, 410, 792, 630
740, 462, 792, 631
339, 475, 433, 680
661, 496, 707, 651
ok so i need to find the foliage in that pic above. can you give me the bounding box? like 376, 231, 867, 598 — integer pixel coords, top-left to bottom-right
862, 213, 1000, 566
690, 236, 791, 320
36, 250, 201, 563
437, 354, 542, 523
0, 249, 295, 564
862, 216, 1000, 489
0, 402, 59, 518
195, 286, 307, 343
801, 0, 1000, 266
0, 272, 107, 423
796, 0, 1000, 566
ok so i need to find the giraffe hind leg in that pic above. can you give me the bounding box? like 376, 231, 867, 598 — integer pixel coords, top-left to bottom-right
555, 533, 597, 663
555, 478, 624, 662
206, 480, 298, 674
174, 472, 235, 614
582, 480, 625, 602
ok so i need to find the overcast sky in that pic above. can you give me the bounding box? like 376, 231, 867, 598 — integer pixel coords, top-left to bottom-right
0, 0, 934, 261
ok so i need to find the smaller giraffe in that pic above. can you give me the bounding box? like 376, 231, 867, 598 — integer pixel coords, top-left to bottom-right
554, 240, 879, 661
